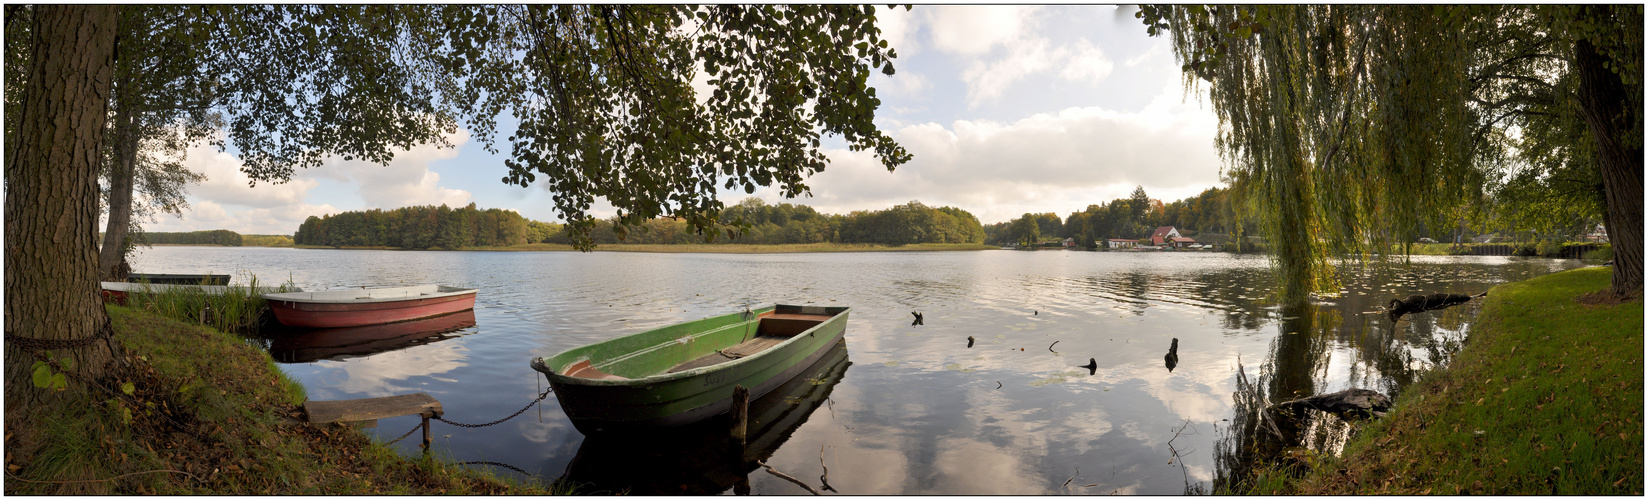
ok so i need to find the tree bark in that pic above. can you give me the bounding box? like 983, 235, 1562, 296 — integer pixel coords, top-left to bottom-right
98, 108, 139, 281
1574, 24, 1645, 299
4, 5, 121, 402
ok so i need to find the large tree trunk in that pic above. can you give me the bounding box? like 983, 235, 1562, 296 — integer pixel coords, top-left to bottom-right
4, 5, 121, 403
98, 110, 139, 281
1573, 17, 1645, 300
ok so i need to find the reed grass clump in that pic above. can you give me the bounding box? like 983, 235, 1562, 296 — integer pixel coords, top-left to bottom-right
122, 272, 298, 332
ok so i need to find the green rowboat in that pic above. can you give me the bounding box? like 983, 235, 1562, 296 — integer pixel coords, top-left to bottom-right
530, 304, 850, 434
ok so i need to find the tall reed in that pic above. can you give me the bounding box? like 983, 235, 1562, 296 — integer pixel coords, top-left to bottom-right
122, 272, 299, 333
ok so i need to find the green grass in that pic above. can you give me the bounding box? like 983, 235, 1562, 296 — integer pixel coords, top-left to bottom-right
4, 306, 564, 495
1273, 267, 1642, 495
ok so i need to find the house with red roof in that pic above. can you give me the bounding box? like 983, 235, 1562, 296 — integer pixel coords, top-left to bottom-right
1148, 226, 1198, 249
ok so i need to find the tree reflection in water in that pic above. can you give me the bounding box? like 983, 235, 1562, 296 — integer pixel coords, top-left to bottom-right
1213, 293, 1482, 491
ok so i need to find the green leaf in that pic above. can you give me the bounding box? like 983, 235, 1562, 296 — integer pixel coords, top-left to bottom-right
121, 381, 136, 395
31, 362, 53, 389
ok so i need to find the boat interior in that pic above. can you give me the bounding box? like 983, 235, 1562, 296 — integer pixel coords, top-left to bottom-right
264, 284, 472, 302
561, 311, 835, 381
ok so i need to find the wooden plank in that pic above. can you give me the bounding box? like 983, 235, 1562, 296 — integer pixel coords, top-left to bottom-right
668, 335, 788, 373
304, 393, 442, 424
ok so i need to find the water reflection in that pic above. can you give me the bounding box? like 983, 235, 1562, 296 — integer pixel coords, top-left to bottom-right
1212, 287, 1487, 491
1214, 303, 1348, 491
265, 310, 477, 363
560, 340, 852, 495
127, 247, 1589, 494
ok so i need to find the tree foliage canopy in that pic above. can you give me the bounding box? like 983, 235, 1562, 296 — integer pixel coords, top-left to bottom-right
1140, 4, 1643, 302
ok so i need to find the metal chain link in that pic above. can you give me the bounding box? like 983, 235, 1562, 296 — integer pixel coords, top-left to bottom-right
383, 421, 424, 445
433, 387, 553, 428
455, 460, 532, 477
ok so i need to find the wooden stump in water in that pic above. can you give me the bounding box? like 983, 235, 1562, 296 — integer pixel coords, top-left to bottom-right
731, 385, 749, 446
1272, 388, 1391, 421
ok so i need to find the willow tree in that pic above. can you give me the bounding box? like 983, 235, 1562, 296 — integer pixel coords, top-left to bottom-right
1140, 5, 1642, 303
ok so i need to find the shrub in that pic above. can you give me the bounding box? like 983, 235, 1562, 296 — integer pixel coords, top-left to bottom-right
1536, 239, 1564, 257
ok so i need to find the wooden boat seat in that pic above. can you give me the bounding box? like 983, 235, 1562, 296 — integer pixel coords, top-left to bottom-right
665, 314, 829, 373
563, 359, 629, 381
755, 314, 828, 338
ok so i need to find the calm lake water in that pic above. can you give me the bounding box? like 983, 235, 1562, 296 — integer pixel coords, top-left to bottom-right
129, 246, 1589, 494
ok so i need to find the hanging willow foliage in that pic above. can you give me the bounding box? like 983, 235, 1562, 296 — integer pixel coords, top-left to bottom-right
1138, 5, 1581, 304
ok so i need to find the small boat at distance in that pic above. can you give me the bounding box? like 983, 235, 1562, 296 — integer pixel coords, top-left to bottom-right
263, 285, 477, 329
531, 304, 850, 434
100, 281, 300, 305
126, 273, 230, 285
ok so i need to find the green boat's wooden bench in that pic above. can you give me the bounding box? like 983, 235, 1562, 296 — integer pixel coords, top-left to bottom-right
668, 313, 827, 373
304, 393, 443, 448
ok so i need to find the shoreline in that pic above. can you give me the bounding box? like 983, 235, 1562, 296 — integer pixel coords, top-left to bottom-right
289, 242, 1001, 253
3, 305, 559, 495
1249, 266, 1642, 494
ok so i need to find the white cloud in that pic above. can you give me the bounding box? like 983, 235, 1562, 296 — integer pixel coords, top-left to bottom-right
876, 5, 922, 57
1124, 43, 1166, 68
771, 79, 1222, 224
136, 130, 473, 235
1060, 39, 1115, 84
141, 200, 341, 235
316, 131, 473, 209
926, 6, 1040, 56
188, 144, 318, 209
936, 8, 1118, 108
961, 37, 1058, 107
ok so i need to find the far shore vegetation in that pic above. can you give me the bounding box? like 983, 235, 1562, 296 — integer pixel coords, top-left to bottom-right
156, 185, 1613, 260
1228, 267, 1642, 495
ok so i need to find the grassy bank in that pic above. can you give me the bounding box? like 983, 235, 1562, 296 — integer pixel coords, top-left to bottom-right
4, 306, 556, 494
299, 242, 998, 253
1251, 267, 1642, 494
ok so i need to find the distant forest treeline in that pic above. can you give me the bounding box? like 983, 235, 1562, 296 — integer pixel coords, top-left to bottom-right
563, 199, 986, 246
290, 199, 986, 249
294, 203, 548, 249
140, 230, 293, 247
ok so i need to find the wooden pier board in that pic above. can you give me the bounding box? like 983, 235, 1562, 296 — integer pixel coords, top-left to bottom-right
304, 393, 443, 429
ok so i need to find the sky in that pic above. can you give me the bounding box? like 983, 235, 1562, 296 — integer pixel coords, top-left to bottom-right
136, 5, 1226, 235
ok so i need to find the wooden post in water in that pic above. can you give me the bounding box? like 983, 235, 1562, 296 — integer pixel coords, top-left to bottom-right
731, 385, 749, 446
421, 413, 432, 451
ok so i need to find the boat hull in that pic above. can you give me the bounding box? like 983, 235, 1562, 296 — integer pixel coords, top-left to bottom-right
267, 309, 477, 363
532, 305, 851, 434
265, 288, 477, 328
559, 341, 851, 494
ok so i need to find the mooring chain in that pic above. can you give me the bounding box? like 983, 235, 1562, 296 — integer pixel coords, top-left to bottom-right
4, 326, 116, 352
433, 387, 554, 429
384, 421, 424, 445
454, 460, 533, 477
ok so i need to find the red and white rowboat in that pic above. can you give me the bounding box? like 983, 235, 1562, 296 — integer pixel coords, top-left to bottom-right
263, 285, 477, 328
